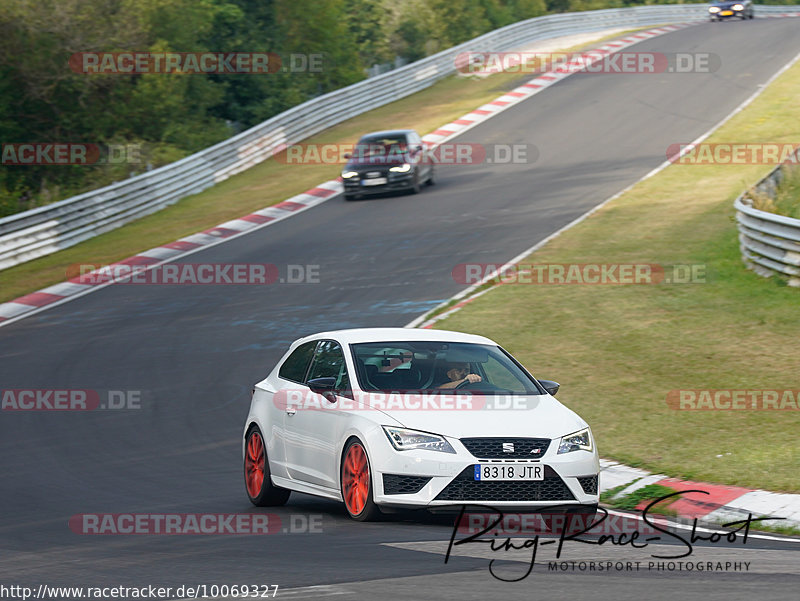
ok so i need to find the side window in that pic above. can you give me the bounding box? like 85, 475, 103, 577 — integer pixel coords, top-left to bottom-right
307, 340, 350, 392
278, 341, 318, 383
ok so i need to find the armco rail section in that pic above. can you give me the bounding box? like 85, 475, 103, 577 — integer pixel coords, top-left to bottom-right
735, 157, 800, 287
1, 5, 797, 270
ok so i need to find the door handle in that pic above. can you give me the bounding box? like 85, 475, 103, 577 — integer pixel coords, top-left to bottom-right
286, 408, 297, 416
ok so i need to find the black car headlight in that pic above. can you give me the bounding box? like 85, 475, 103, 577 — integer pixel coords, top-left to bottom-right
382, 426, 456, 453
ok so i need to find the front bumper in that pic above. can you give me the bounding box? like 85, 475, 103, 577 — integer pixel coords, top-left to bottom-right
343, 172, 416, 195
370, 435, 600, 509
710, 10, 745, 18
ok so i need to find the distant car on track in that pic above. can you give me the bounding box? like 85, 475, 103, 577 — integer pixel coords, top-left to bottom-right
242, 328, 599, 521
341, 130, 435, 200
709, 0, 754, 20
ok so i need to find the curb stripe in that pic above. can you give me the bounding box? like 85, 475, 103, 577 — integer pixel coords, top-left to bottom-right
11, 292, 65, 307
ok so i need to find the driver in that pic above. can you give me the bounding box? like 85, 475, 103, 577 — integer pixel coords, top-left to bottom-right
436, 362, 482, 389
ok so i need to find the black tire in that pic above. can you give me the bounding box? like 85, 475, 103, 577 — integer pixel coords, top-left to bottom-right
344, 193, 358, 201
244, 426, 290, 507
341, 439, 381, 521
426, 167, 435, 186
409, 173, 421, 195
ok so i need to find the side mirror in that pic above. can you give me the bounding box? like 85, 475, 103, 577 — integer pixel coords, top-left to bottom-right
538, 379, 560, 396
343, 152, 352, 159
308, 377, 338, 402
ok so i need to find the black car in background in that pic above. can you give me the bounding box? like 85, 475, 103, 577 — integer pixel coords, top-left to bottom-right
342, 129, 435, 200
709, 0, 754, 20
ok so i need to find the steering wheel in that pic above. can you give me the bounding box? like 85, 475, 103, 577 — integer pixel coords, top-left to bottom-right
455, 379, 478, 390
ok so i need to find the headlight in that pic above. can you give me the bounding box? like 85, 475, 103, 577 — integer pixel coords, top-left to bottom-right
389, 163, 411, 173
732, 3, 744, 9
341, 171, 358, 178
382, 426, 456, 453
709, 6, 720, 12
557, 428, 593, 454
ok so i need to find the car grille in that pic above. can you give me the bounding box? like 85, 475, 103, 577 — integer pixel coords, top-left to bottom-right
359, 169, 388, 179
434, 466, 575, 502
460, 437, 551, 459
382, 474, 431, 495
577, 475, 598, 495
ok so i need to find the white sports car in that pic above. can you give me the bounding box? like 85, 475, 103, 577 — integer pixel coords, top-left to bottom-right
243, 328, 599, 521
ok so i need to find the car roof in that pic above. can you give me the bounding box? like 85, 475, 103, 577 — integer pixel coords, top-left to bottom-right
293, 327, 496, 347
358, 130, 417, 139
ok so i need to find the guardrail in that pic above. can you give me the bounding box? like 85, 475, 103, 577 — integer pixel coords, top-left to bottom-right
735, 160, 800, 287
1, 4, 798, 271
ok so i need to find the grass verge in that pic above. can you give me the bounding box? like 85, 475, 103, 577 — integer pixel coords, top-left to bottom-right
432, 56, 800, 493
751, 165, 800, 219
0, 28, 643, 302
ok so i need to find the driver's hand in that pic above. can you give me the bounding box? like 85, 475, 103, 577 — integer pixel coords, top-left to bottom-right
464, 374, 482, 384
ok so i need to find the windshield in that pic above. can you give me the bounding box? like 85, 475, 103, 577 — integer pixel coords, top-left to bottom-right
350, 341, 543, 395
353, 136, 409, 159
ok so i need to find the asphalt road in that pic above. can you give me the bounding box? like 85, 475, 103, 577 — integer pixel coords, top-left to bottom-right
1, 17, 799, 599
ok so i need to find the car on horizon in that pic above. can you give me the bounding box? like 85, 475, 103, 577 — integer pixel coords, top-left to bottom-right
709, 0, 754, 20
242, 328, 599, 521
341, 130, 435, 200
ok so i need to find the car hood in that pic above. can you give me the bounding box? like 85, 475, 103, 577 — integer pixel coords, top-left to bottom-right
710, 1, 740, 7
373, 393, 588, 439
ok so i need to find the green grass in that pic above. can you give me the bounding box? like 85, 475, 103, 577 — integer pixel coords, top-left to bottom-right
432, 57, 800, 493
751, 165, 800, 219
0, 28, 644, 302
611, 484, 679, 513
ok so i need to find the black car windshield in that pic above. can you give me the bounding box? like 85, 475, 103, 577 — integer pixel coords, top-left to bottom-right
350, 341, 543, 395
353, 136, 408, 158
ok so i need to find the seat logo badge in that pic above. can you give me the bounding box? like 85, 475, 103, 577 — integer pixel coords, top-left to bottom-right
502, 442, 514, 453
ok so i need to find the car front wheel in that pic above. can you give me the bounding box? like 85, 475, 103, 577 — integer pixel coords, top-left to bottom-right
409, 173, 421, 195
245, 427, 290, 506
341, 439, 381, 521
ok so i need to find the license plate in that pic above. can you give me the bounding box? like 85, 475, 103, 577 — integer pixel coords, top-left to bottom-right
720, 10, 733, 15
474, 464, 543, 481
361, 177, 387, 186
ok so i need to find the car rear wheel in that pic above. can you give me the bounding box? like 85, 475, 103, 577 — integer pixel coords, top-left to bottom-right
245, 427, 290, 506
341, 440, 381, 521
